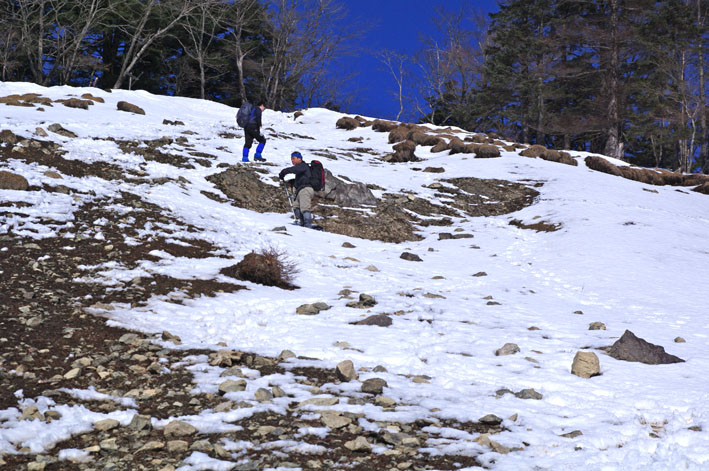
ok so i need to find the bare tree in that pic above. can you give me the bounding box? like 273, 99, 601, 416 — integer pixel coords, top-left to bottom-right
378, 50, 407, 121
0, 3, 22, 81
221, 0, 265, 103
109, 0, 198, 90
261, 0, 361, 110
175, 0, 226, 99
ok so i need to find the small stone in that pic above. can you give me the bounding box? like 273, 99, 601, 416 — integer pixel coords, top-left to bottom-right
272, 385, 286, 398
164, 420, 197, 438
478, 414, 503, 426
674, 337, 686, 343
342, 242, 356, 248
99, 438, 119, 451
64, 367, 82, 379
336, 359, 357, 381
167, 440, 189, 452
296, 304, 321, 315
344, 436, 372, 452
375, 396, 396, 407
129, 414, 153, 432
254, 388, 273, 402
321, 413, 352, 429
561, 430, 583, 438
400, 252, 422, 262
298, 397, 339, 408
589, 322, 606, 330
495, 343, 520, 356
95, 419, 120, 431
219, 379, 247, 394
278, 350, 296, 361
137, 441, 165, 453
365, 265, 379, 272
220, 366, 244, 377
361, 378, 388, 395
515, 388, 543, 400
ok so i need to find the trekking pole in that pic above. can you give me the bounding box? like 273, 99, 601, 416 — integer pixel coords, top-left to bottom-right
281, 180, 298, 223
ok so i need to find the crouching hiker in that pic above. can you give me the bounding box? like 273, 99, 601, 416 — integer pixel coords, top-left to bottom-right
279, 151, 314, 228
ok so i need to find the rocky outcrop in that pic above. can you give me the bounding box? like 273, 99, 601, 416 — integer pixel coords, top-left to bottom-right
0, 170, 29, 190
608, 330, 684, 365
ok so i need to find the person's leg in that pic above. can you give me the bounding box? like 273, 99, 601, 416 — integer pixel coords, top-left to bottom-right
243, 129, 255, 162
298, 187, 315, 228
254, 134, 266, 161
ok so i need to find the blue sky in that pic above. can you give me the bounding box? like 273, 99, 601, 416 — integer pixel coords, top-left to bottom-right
338, 0, 500, 120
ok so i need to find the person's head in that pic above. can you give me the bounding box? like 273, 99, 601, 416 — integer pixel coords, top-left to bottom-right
257, 100, 265, 111
291, 151, 303, 164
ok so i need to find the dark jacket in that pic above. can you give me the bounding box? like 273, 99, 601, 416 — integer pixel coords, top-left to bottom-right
246, 106, 262, 130
280, 161, 312, 192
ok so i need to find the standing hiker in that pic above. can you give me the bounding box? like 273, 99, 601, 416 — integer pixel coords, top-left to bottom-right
279, 151, 314, 228
242, 101, 266, 162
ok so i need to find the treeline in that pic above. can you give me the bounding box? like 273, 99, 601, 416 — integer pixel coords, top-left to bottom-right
0, 0, 357, 110
411, 1, 708, 172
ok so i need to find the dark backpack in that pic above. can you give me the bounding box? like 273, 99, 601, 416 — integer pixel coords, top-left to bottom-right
236, 102, 254, 128
309, 160, 325, 191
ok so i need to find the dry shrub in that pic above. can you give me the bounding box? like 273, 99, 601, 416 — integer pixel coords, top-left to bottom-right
694, 182, 709, 194
408, 130, 442, 147
584, 156, 623, 176
81, 93, 105, 103
448, 137, 468, 154
336, 117, 360, 130
371, 119, 398, 132
59, 98, 92, 110
519, 145, 547, 158
388, 140, 419, 162
221, 246, 299, 290
431, 140, 449, 153
475, 144, 501, 158
117, 101, 145, 115
540, 149, 578, 166
388, 126, 409, 143
465, 134, 487, 144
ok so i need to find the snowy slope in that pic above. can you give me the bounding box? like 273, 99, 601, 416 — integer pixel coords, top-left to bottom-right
2, 82, 709, 470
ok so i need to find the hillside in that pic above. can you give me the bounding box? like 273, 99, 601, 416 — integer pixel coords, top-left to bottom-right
1, 83, 709, 471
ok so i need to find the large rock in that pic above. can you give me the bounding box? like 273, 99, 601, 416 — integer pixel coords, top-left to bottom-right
608, 330, 684, 364
571, 351, 600, 378
0, 171, 29, 190
320, 170, 378, 206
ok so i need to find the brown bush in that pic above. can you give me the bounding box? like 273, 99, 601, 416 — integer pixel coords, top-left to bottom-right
81, 93, 105, 103
60, 98, 92, 110
540, 149, 578, 166
371, 119, 398, 132
431, 141, 449, 153
388, 140, 419, 162
519, 145, 547, 158
221, 247, 299, 290
388, 126, 409, 143
465, 134, 487, 144
584, 156, 623, 176
117, 101, 145, 115
475, 144, 501, 158
448, 137, 468, 154
336, 117, 360, 130
409, 130, 442, 147
0, 129, 19, 144
694, 182, 709, 194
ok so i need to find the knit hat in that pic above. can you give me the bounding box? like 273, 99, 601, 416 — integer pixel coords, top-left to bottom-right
291, 151, 303, 159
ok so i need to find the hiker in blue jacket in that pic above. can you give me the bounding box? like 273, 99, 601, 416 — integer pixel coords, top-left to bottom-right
279, 151, 314, 227
243, 101, 266, 162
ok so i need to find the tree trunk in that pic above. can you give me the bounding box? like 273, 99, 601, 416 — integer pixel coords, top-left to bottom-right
603, 0, 623, 160
697, 0, 708, 172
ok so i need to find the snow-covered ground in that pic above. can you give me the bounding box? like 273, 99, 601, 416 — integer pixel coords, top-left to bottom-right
2, 82, 709, 470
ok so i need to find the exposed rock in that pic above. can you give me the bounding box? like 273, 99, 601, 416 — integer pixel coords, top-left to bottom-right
495, 343, 520, 356
0, 171, 29, 190
351, 314, 392, 327
321, 412, 352, 429
47, 123, 78, 138
336, 359, 357, 382
608, 330, 684, 364
674, 337, 686, 343
163, 420, 198, 437
514, 388, 543, 400
296, 304, 322, 315
478, 414, 503, 426
117, 101, 145, 115
346, 293, 377, 308
344, 436, 371, 452
588, 322, 606, 331
571, 351, 600, 378
361, 377, 387, 394
0, 129, 19, 144
219, 379, 247, 394
400, 252, 422, 262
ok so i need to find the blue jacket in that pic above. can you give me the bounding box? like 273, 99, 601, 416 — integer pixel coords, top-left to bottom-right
280, 161, 312, 192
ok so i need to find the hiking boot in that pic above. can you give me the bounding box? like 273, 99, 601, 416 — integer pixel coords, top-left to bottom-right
254, 154, 266, 162
303, 211, 313, 228
294, 209, 304, 226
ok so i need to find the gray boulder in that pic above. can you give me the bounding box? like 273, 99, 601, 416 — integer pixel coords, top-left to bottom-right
608, 330, 684, 365
320, 170, 377, 207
